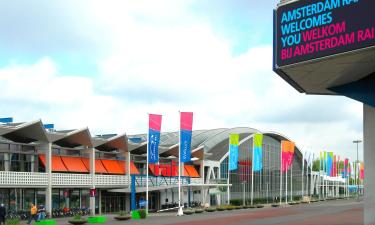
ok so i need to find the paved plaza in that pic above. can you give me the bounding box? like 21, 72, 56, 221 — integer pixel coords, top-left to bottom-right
26, 199, 363, 225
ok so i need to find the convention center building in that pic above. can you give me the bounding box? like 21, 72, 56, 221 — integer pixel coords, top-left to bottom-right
0, 120, 321, 215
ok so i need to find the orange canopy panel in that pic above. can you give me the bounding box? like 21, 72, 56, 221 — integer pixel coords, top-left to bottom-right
130, 162, 140, 175
81, 158, 108, 174
185, 165, 200, 178
115, 161, 140, 175
39, 155, 68, 172
61, 156, 88, 173
101, 159, 125, 174
183, 166, 189, 176
116, 161, 126, 174
149, 164, 160, 176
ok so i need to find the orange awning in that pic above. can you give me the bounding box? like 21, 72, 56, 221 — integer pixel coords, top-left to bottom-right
39, 155, 68, 172
61, 156, 88, 173
149, 164, 160, 176
101, 159, 125, 174
185, 165, 200, 178
82, 158, 108, 174
183, 165, 189, 176
130, 161, 140, 175
117, 161, 140, 175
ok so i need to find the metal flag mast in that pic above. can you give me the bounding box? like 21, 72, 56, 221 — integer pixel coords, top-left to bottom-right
177, 111, 183, 216
146, 113, 149, 214
251, 136, 254, 205
279, 143, 282, 205
227, 137, 231, 205
302, 150, 305, 198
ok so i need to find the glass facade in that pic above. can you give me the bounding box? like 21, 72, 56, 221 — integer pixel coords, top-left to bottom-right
219, 135, 304, 204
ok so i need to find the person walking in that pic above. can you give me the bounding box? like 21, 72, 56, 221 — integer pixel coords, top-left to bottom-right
37, 205, 46, 221
27, 203, 38, 225
0, 203, 6, 225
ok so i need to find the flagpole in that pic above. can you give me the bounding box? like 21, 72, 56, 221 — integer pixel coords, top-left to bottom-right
251, 137, 254, 205
323, 153, 326, 199
177, 111, 183, 216
302, 151, 304, 198
319, 152, 322, 200
280, 144, 282, 205
310, 153, 316, 199
290, 163, 293, 202
146, 113, 149, 214
285, 166, 288, 204
227, 138, 231, 205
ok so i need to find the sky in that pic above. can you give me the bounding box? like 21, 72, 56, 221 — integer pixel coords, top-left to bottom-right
0, 0, 363, 161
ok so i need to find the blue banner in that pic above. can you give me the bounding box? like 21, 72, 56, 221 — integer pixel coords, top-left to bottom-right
253, 146, 262, 172
0, 117, 13, 123
229, 144, 238, 171
148, 129, 161, 163
44, 124, 54, 129
326, 153, 333, 176
180, 129, 192, 163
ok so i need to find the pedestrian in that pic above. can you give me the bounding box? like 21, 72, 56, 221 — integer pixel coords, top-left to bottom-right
37, 205, 46, 221
27, 203, 38, 225
0, 203, 6, 225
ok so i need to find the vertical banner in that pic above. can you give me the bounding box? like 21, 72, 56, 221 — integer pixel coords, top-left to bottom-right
148, 114, 162, 163
252, 133, 263, 172
326, 152, 333, 176
360, 163, 364, 180
180, 112, 193, 163
281, 140, 295, 172
332, 155, 336, 177
344, 158, 349, 178
229, 134, 239, 171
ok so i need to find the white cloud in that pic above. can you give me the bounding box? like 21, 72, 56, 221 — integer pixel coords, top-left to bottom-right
0, 0, 364, 162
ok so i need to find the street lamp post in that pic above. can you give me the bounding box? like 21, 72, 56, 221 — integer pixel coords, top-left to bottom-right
353, 140, 362, 198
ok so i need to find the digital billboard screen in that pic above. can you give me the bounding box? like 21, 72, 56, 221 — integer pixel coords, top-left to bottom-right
274, 0, 375, 67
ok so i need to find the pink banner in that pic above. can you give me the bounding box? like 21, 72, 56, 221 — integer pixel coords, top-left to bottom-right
149, 114, 162, 131
180, 112, 193, 131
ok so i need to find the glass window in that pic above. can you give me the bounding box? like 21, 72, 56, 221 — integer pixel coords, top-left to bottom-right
9, 144, 19, 151
36, 189, 46, 206
9, 189, 22, 211
10, 153, 20, 171
22, 145, 35, 153
0, 143, 9, 150
81, 190, 89, 209
24, 189, 35, 210
0, 153, 4, 171
52, 189, 65, 210
70, 190, 80, 209
23, 154, 34, 172
0, 189, 9, 210
9, 153, 34, 172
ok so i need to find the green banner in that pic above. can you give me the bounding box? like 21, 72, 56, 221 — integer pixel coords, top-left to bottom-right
229, 134, 239, 146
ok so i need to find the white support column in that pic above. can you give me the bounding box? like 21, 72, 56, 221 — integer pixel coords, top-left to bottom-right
364, 104, 375, 225
45, 143, 52, 217
126, 151, 131, 182
200, 160, 205, 205
89, 147, 96, 215
4, 153, 9, 171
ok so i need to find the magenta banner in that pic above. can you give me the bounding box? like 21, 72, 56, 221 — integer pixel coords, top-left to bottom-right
275, 0, 375, 67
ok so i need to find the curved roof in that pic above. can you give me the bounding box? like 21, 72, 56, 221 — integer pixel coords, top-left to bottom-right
128, 127, 304, 162
0, 119, 128, 152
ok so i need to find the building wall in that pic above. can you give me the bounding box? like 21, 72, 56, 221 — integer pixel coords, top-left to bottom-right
219, 135, 304, 205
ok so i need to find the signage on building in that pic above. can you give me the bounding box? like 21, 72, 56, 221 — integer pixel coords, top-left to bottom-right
90, 188, 96, 197
274, 0, 375, 67
64, 190, 69, 198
